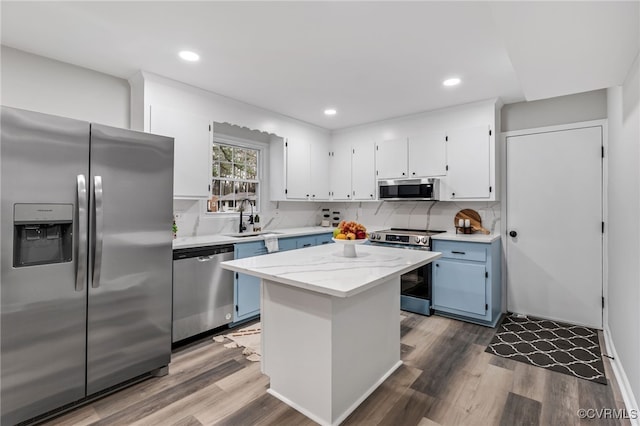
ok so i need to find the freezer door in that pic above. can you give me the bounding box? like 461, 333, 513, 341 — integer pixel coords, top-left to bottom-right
1, 107, 89, 425
86, 124, 174, 394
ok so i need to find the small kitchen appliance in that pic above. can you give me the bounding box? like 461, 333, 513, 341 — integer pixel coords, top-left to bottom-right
378, 178, 439, 201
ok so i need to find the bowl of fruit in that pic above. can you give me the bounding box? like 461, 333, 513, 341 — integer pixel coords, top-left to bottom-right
332, 221, 368, 257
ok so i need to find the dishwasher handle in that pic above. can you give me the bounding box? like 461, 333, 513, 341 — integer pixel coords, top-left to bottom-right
173, 244, 235, 260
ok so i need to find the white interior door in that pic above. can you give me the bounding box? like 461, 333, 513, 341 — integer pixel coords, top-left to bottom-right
506, 125, 603, 328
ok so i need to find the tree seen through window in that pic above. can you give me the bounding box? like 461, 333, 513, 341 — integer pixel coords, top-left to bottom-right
208, 143, 259, 213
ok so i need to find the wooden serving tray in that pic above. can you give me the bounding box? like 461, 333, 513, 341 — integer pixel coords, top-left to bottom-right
454, 209, 490, 234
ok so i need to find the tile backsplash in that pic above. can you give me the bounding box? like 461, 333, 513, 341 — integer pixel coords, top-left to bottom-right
173, 199, 501, 238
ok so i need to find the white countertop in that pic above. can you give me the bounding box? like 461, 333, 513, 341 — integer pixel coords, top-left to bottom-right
172, 226, 334, 249
220, 243, 441, 298
431, 231, 501, 243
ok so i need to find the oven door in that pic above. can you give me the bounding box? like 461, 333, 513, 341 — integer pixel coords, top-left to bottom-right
370, 241, 434, 316
400, 262, 433, 315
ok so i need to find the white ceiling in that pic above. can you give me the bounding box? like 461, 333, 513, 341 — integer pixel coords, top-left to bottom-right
1, 1, 638, 130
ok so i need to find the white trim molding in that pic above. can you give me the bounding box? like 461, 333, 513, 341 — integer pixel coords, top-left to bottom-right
604, 325, 640, 426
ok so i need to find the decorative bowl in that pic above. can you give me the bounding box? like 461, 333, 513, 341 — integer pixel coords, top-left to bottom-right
331, 237, 368, 257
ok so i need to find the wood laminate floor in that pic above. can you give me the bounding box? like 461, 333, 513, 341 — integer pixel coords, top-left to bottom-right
44, 313, 630, 426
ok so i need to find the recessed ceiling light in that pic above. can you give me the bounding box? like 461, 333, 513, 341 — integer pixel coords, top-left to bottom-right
443, 78, 461, 87
179, 50, 200, 62
324, 108, 337, 116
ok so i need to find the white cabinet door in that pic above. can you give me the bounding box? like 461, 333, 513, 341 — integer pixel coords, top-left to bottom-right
309, 140, 330, 201
330, 142, 352, 200
286, 139, 311, 199
408, 131, 447, 177
376, 138, 408, 179
446, 126, 491, 199
150, 105, 211, 199
352, 140, 376, 200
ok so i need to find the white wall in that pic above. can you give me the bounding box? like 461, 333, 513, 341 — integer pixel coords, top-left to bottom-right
132, 72, 332, 236
501, 89, 607, 132
1, 46, 130, 128
607, 53, 640, 411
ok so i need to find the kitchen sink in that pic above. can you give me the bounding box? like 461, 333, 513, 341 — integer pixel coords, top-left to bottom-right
224, 231, 282, 238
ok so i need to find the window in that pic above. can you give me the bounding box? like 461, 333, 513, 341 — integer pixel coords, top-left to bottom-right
208, 142, 259, 213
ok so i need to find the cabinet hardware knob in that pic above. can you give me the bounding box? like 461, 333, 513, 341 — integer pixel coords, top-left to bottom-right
509, 230, 518, 238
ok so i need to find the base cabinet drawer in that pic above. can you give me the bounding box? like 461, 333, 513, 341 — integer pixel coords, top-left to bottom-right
432, 239, 502, 327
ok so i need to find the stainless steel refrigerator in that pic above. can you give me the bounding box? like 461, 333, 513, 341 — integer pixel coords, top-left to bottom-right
1, 106, 174, 425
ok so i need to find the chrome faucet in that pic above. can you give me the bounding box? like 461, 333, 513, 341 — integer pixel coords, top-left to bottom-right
238, 198, 254, 233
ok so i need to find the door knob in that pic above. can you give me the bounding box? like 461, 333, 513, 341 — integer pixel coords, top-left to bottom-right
509, 230, 517, 238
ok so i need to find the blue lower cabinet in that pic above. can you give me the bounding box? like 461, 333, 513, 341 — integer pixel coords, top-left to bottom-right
233, 233, 334, 323
315, 233, 334, 245
432, 239, 502, 327
235, 272, 260, 320
296, 235, 317, 249
233, 241, 266, 322
278, 237, 297, 252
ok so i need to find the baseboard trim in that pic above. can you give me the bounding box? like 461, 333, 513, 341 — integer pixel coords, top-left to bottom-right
603, 325, 639, 426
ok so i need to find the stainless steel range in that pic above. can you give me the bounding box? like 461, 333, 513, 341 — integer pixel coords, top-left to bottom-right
369, 228, 445, 315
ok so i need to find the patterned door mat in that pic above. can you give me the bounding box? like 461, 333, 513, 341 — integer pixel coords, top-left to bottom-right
485, 315, 607, 384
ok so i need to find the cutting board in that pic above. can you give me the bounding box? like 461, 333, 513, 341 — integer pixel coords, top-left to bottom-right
454, 209, 490, 234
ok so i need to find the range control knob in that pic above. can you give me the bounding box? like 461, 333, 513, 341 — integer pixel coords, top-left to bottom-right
376, 234, 381, 240
421, 236, 428, 244
414, 236, 421, 243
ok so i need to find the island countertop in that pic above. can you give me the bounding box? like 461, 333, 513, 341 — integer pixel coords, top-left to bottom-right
220, 243, 441, 298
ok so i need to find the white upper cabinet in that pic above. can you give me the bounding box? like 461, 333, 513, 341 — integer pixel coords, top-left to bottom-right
285, 138, 311, 199
329, 142, 352, 200
376, 138, 408, 179
351, 140, 376, 200
407, 131, 447, 177
309, 140, 330, 201
270, 138, 330, 201
149, 105, 211, 199
376, 133, 447, 180
329, 139, 376, 201
444, 125, 492, 200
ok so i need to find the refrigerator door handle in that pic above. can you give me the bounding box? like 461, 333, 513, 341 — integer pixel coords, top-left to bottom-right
76, 174, 88, 292
92, 175, 104, 288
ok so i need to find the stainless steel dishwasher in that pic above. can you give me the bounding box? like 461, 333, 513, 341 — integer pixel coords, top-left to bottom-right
172, 244, 235, 342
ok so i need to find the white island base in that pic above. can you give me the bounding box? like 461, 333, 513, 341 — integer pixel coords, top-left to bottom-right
261, 277, 401, 426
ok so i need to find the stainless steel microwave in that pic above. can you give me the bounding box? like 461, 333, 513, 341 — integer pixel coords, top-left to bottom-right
378, 178, 440, 201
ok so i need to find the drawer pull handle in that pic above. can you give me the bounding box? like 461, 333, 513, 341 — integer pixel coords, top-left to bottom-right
451, 251, 466, 255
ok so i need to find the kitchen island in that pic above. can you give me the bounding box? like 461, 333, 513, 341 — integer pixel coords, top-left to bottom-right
221, 243, 441, 426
